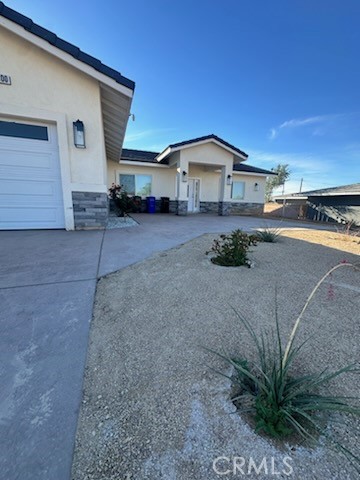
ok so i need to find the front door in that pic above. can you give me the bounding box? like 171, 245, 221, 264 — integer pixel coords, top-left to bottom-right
187, 178, 200, 213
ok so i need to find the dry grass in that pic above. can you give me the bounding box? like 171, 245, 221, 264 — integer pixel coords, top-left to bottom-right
280, 228, 360, 255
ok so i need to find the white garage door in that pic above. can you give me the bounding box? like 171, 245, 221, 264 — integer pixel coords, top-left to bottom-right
0, 119, 65, 230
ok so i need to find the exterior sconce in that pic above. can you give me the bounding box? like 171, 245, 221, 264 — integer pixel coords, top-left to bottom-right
226, 174, 232, 185
254, 182, 259, 191
182, 170, 188, 182
73, 120, 85, 148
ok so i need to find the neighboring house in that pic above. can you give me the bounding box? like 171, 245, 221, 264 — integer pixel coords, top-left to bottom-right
108, 135, 275, 215
273, 183, 360, 226
0, 2, 134, 230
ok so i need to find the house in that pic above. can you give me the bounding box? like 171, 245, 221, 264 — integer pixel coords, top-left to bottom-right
273, 183, 360, 226
108, 134, 275, 215
0, 2, 134, 230
0, 3, 274, 230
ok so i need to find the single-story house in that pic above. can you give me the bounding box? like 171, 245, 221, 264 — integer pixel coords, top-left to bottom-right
108, 135, 275, 216
0, 2, 134, 230
0, 3, 275, 230
273, 183, 360, 226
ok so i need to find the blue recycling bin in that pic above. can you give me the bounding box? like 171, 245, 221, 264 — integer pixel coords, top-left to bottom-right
146, 196, 156, 213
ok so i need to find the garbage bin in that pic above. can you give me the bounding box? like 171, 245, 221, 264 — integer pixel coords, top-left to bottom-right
146, 196, 156, 213
132, 195, 142, 213
160, 197, 170, 213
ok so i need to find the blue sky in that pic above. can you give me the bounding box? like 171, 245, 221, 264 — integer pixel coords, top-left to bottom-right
5, 0, 360, 193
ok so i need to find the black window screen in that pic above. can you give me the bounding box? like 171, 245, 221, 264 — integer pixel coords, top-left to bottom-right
0, 121, 48, 141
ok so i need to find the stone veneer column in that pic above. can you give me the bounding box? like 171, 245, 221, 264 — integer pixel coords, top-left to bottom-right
218, 201, 231, 216
176, 200, 188, 216
72, 191, 108, 229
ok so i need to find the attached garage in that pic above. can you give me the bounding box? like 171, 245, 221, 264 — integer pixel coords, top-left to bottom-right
0, 119, 65, 230
0, 3, 135, 230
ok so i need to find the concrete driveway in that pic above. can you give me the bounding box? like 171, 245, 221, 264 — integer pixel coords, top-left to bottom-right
0, 214, 329, 480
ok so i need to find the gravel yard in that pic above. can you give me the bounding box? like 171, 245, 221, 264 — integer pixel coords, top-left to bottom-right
72, 233, 359, 480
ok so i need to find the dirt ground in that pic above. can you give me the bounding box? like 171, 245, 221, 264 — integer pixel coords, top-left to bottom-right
280, 228, 360, 255
72, 233, 359, 480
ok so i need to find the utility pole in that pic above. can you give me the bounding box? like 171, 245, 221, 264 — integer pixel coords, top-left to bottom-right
282, 181, 286, 217
299, 178, 303, 193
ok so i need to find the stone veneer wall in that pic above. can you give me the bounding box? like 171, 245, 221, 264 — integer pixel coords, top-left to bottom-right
176, 200, 188, 216
72, 191, 108, 229
201, 201, 264, 216
199, 202, 219, 214
139, 199, 177, 213
228, 202, 264, 215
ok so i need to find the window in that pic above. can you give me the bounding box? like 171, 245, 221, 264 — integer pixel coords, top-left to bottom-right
120, 174, 152, 197
0, 120, 48, 141
231, 181, 245, 200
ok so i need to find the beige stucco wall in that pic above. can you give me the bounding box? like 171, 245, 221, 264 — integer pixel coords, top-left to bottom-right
107, 161, 176, 199
232, 173, 267, 203
108, 159, 267, 204
0, 27, 106, 187
188, 164, 221, 202
180, 142, 233, 166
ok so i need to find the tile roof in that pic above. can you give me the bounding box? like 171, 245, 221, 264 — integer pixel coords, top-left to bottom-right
0, 2, 135, 90
121, 148, 272, 175
168, 134, 248, 158
233, 163, 275, 175
121, 149, 161, 163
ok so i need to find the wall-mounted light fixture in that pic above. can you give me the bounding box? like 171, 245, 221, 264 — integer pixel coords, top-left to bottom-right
254, 182, 259, 191
182, 170, 188, 182
226, 174, 233, 185
73, 120, 85, 148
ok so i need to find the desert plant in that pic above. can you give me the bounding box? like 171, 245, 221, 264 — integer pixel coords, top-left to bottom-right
255, 226, 282, 243
209, 261, 360, 471
206, 229, 258, 267
108, 184, 135, 217
336, 221, 360, 241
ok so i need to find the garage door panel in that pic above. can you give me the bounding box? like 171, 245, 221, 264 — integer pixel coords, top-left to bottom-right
0, 205, 63, 228
0, 149, 59, 171
0, 178, 63, 202
0, 121, 65, 230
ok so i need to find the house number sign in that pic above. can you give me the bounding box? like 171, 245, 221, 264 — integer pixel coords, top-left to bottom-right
0, 74, 12, 85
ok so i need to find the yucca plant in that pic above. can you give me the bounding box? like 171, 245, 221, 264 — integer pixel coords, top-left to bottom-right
255, 226, 282, 243
209, 261, 360, 471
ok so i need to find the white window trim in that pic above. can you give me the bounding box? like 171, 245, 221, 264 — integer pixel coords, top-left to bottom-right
231, 180, 246, 201
119, 172, 153, 197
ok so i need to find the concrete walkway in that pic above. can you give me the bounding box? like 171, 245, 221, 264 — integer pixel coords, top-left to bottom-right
0, 214, 331, 480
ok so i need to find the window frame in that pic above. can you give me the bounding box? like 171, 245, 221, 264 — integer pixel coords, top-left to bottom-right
231, 180, 246, 200
0, 120, 49, 141
119, 173, 152, 197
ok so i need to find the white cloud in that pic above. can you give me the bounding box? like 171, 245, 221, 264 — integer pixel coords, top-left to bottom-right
268, 113, 342, 140
247, 149, 329, 175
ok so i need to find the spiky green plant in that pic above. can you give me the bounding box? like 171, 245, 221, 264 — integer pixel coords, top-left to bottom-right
255, 226, 282, 243
209, 262, 360, 471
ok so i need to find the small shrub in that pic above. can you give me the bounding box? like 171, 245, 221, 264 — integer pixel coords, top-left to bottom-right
255, 226, 281, 243
209, 261, 360, 471
206, 229, 258, 267
108, 184, 135, 217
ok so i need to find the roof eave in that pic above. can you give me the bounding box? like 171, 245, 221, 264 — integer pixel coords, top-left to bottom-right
156, 138, 248, 163
0, 11, 134, 97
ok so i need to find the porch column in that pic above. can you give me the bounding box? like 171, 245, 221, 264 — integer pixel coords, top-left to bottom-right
218, 165, 232, 215
175, 154, 189, 215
